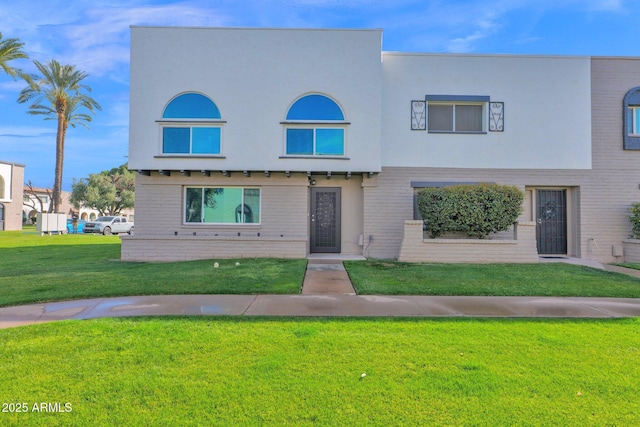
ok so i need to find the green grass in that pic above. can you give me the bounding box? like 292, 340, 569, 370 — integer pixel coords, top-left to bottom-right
0, 317, 638, 426
617, 263, 640, 271
3, 230, 640, 308
345, 260, 640, 297
0, 231, 306, 307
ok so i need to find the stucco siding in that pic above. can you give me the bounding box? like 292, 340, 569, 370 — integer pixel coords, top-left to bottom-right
129, 27, 383, 174
381, 53, 592, 170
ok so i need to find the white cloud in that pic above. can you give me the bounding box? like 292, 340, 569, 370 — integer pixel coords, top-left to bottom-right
439, 0, 625, 53
0, 125, 56, 139
446, 10, 504, 52
1, 2, 231, 78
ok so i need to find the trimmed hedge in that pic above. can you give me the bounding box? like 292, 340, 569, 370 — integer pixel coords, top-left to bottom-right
630, 203, 640, 238
417, 184, 524, 239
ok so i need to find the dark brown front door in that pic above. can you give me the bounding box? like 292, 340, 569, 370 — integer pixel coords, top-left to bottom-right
536, 189, 567, 255
310, 188, 341, 253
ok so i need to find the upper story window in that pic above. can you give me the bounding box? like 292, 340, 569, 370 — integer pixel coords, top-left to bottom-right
283, 94, 348, 156
160, 93, 224, 155
426, 95, 489, 134
623, 87, 640, 150
628, 106, 640, 135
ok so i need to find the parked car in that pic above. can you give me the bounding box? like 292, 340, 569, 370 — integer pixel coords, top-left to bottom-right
83, 216, 134, 235
66, 219, 86, 234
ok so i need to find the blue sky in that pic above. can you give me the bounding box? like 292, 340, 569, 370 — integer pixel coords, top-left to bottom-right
1, 0, 638, 190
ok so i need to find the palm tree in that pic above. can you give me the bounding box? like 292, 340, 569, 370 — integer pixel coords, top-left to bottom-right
18, 60, 101, 213
0, 32, 28, 78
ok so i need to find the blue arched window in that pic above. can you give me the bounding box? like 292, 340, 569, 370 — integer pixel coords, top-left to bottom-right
284, 94, 347, 156
161, 93, 223, 155
624, 87, 640, 150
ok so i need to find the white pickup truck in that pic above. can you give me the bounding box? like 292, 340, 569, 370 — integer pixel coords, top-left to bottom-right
83, 216, 134, 235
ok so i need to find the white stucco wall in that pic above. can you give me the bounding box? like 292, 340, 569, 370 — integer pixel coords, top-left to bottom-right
381, 53, 592, 169
0, 163, 12, 201
129, 27, 383, 173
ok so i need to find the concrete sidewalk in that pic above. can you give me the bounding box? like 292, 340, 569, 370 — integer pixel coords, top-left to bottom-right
1, 295, 639, 329
2, 256, 639, 329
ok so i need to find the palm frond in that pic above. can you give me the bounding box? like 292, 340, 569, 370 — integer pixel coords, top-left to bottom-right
0, 32, 29, 78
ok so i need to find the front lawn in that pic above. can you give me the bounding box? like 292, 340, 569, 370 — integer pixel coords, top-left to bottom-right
0, 231, 306, 307
3, 231, 640, 307
345, 260, 640, 297
0, 317, 638, 426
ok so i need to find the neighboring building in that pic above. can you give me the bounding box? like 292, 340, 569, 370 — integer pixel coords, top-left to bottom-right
0, 160, 25, 231
23, 187, 134, 223
123, 26, 640, 263
23, 188, 88, 223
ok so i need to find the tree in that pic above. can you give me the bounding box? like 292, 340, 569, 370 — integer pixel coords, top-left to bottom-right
0, 32, 28, 79
17, 60, 101, 213
23, 181, 54, 216
70, 164, 135, 216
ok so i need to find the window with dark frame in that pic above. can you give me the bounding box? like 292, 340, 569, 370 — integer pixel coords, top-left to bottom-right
424, 95, 489, 134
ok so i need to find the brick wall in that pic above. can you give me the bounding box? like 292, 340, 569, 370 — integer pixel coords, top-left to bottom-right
123, 172, 310, 261
363, 57, 640, 263
398, 220, 538, 263
121, 235, 307, 261
623, 239, 640, 263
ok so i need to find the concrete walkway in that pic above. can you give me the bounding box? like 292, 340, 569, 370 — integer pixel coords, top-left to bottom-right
1, 295, 639, 329
1, 257, 640, 329
301, 259, 356, 295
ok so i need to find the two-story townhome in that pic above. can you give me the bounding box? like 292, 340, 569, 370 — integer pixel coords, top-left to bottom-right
123, 26, 640, 264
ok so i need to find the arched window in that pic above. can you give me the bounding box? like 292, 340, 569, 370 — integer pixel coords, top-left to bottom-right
283, 94, 347, 156
624, 87, 640, 150
160, 93, 224, 155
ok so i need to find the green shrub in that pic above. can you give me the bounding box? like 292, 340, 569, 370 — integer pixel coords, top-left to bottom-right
417, 184, 524, 239
629, 203, 640, 238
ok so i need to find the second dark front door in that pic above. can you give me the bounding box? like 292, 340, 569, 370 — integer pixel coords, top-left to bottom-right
536, 189, 568, 255
310, 187, 341, 253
